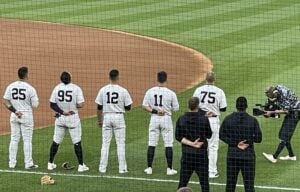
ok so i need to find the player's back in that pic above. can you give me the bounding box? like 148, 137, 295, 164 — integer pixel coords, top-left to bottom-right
96, 84, 132, 113
3, 81, 38, 112
193, 84, 226, 116
50, 83, 84, 113
143, 86, 179, 115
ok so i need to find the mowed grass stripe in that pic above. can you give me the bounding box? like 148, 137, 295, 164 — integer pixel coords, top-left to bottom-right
58, 0, 174, 24
181, 13, 300, 54
115, 0, 274, 31
211, 26, 300, 65
0, 0, 141, 18
85, 0, 233, 27
169, 3, 300, 41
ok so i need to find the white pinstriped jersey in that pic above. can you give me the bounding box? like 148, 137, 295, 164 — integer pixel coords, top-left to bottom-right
142, 86, 179, 116
95, 84, 132, 113
49, 83, 84, 113
193, 84, 227, 116
3, 81, 39, 111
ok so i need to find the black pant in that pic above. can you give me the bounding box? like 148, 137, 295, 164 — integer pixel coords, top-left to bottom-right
274, 113, 299, 158
178, 153, 209, 192
226, 158, 255, 192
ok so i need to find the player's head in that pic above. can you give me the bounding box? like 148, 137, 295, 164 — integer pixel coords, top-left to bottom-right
60, 71, 71, 84
157, 71, 167, 83
177, 187, 193, 192
109, 69, 119, 81
265, 85, 278, 101
18, 66, 28, 80
205, 71, 215, 84
188, 97, 200, 111
236, 96, 248, 111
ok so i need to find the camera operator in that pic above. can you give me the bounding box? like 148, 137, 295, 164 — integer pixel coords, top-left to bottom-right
263, 85, 300, 163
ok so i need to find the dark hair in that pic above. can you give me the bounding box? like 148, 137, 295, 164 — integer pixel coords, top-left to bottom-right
157, 71, 167, 83
18, 66, 28, 79
188, 97, 200, 111
109, 69, 119, 81
206, 72, 215, 83
60, 71, 71, 84
236, 96, 248, 111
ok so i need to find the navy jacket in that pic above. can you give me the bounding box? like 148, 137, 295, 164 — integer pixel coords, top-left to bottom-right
220, 111, 262, 160
175, 112, 212, 155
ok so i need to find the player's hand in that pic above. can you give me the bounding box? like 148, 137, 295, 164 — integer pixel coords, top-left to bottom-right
192, 138, 204, 148
157, 108, 165, 116
205, 111, 216, 118
238, 140, 249, 150
15, 111, 23, 118
63, 111, 75, 116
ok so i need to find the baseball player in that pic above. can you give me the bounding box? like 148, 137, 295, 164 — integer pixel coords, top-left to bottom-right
95, 69, 132, 174
47, 71, 89, 172
263, 85, 300, 163
143, 71, 179, 175
3, 66, 39, 169
192, 72, 227, 178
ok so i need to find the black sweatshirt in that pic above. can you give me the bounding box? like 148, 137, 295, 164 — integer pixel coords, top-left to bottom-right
175, 112, 212, 155
220, 111, 262, 160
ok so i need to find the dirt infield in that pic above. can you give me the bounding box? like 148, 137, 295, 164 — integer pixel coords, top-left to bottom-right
0, 19, 212, 133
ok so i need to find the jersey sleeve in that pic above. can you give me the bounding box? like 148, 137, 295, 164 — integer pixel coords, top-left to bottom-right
3, 85, 12, 100
76, 86, 85, 104
142, 90, 150, 106
124, 89, 133, 106
49, 86, 57, 103
219, 90, 227, 109
30, 87, 39, 108
172, 92, 179, 111
95, 89, 103, 105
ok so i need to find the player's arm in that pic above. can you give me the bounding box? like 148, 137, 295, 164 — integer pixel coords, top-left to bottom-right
97, 104, 103, 127
3, 98, 23, 118
264, 109, 288, 117
77, 102, 84, 109
50, 102, 74, 116
30, 88, 39, 108
124, 104, 131, 111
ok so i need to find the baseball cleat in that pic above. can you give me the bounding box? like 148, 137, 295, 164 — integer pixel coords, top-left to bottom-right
78, 163, 89, 172
166, 168, 177, 175
144, 167, 152, 175
279, 155, 297, 161
119, 169, 128, 174
209, 172, 220, 178
26, 164, 39, 169
9, 163, 16, 169
47, 162, 57, 170
99, 169, 106, 173
263, 152, 277, 163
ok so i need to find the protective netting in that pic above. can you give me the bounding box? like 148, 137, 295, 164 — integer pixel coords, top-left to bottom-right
0, 1, 299, 191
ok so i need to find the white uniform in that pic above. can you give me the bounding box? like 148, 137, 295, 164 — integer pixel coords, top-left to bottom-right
193, 84, 227, 176
95, 84, 133, 173
3, 81, 39, 168
49, 83, 84, 144
142, 86, 179, 147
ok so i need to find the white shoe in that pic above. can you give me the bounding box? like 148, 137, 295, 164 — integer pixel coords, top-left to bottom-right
167, 168, 177, 175
78, 164, 89, 172
279, 155, 297, 161
144, 167, 152, 175
263, 152, 277, 163
209, 172, 219, 178
99, 169, 106, 173
25, 164, 39, 169
9, 163, 16, 169
119, 169, 128, 174
47, 162, 57, 170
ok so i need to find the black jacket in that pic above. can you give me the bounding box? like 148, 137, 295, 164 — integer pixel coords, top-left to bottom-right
220, 112, 262, 160
175, 112, 212, 155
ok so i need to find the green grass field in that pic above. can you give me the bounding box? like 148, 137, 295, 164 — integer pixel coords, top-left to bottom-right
1, 0, 300, 191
